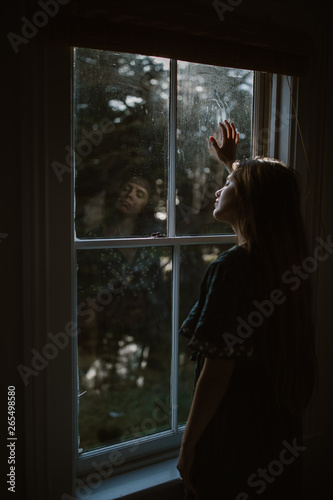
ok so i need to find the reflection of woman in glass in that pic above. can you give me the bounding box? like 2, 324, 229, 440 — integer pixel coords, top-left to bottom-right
77, 172, 168, 445
177, 121, 316, 499
101, 174, 155, 239
79, 171, 162, 349
87, 173, 157, 262
82, 171, 162, 309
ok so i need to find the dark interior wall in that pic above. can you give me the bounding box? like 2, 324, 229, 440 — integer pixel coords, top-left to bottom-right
301, 6, 333, 497
2, 1, 332, 499
2, 3, 26, 500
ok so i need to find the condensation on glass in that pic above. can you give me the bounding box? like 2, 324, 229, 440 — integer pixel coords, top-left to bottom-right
176, 61, 253, 236
73, 47, 254, 453
74, 49, 169, 239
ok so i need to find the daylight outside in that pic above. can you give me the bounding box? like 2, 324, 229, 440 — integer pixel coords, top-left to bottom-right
73, 48, 253, 454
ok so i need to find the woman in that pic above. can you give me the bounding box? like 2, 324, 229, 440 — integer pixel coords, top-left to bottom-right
81, 173, 156, 240
80, 173, 161, 318
177, 121, 316, 499
77, 173, 165, 446
102, 174, 154, 239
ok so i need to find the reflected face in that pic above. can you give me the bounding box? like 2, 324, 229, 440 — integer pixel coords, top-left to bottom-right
213, 174, 239, 225
116, 180, 149, 216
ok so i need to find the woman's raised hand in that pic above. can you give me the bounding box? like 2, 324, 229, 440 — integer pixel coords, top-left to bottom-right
209, 120, 239, 173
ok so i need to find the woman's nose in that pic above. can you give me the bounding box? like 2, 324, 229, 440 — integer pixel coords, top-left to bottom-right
215, 188, 222, 197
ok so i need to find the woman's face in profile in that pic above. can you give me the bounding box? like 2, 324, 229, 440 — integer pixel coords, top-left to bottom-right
213, 173, 239, 225
116, 180, 149, 216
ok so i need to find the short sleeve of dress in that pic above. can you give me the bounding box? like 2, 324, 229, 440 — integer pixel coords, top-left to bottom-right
179, 246, 254, 360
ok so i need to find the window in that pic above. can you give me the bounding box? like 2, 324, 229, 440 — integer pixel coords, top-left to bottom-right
20, 38, 299, 499
73, 48, 254, 475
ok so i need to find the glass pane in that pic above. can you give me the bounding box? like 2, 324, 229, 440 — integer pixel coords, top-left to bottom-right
176, 62, 253, 236
178, 243, 235, 425
73, 48, 169, 239
77, 246, 172, 452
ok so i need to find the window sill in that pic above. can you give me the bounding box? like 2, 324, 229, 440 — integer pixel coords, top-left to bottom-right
77, 458, 182, 499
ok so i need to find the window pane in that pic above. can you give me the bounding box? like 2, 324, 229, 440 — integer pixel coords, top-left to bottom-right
176, 62, 253, 236
77, 246, 172, 452
74, 48, 169, 239
178, 243, 235, 425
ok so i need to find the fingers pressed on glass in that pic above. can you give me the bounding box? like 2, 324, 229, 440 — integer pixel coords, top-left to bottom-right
230, 122, 239, 145
224, 120, 232, 138
219, 121, 227, 140
230, 121, 236, 139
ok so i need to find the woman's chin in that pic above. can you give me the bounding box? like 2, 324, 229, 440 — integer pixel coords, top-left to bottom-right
213, 210, 224, 222
118, 207, 135, 217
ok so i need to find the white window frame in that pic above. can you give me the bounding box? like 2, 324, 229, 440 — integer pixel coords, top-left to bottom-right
21, 40, 298, 499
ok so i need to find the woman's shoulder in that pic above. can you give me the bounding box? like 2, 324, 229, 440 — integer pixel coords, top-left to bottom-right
203, 245, 252, 288
213, 244, 249, 269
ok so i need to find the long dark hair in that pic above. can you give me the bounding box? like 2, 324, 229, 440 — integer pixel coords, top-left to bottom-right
232, 157, 317, 416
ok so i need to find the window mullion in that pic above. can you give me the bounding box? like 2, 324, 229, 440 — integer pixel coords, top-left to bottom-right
74, 234, 236, 250
169, 59, 179, 433
171, 243, 180, 432
252, 71, 272, 157
168, 59, 177, 238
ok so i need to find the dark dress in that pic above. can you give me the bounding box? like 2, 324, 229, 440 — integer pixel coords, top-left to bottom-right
179, 245, 303, 500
